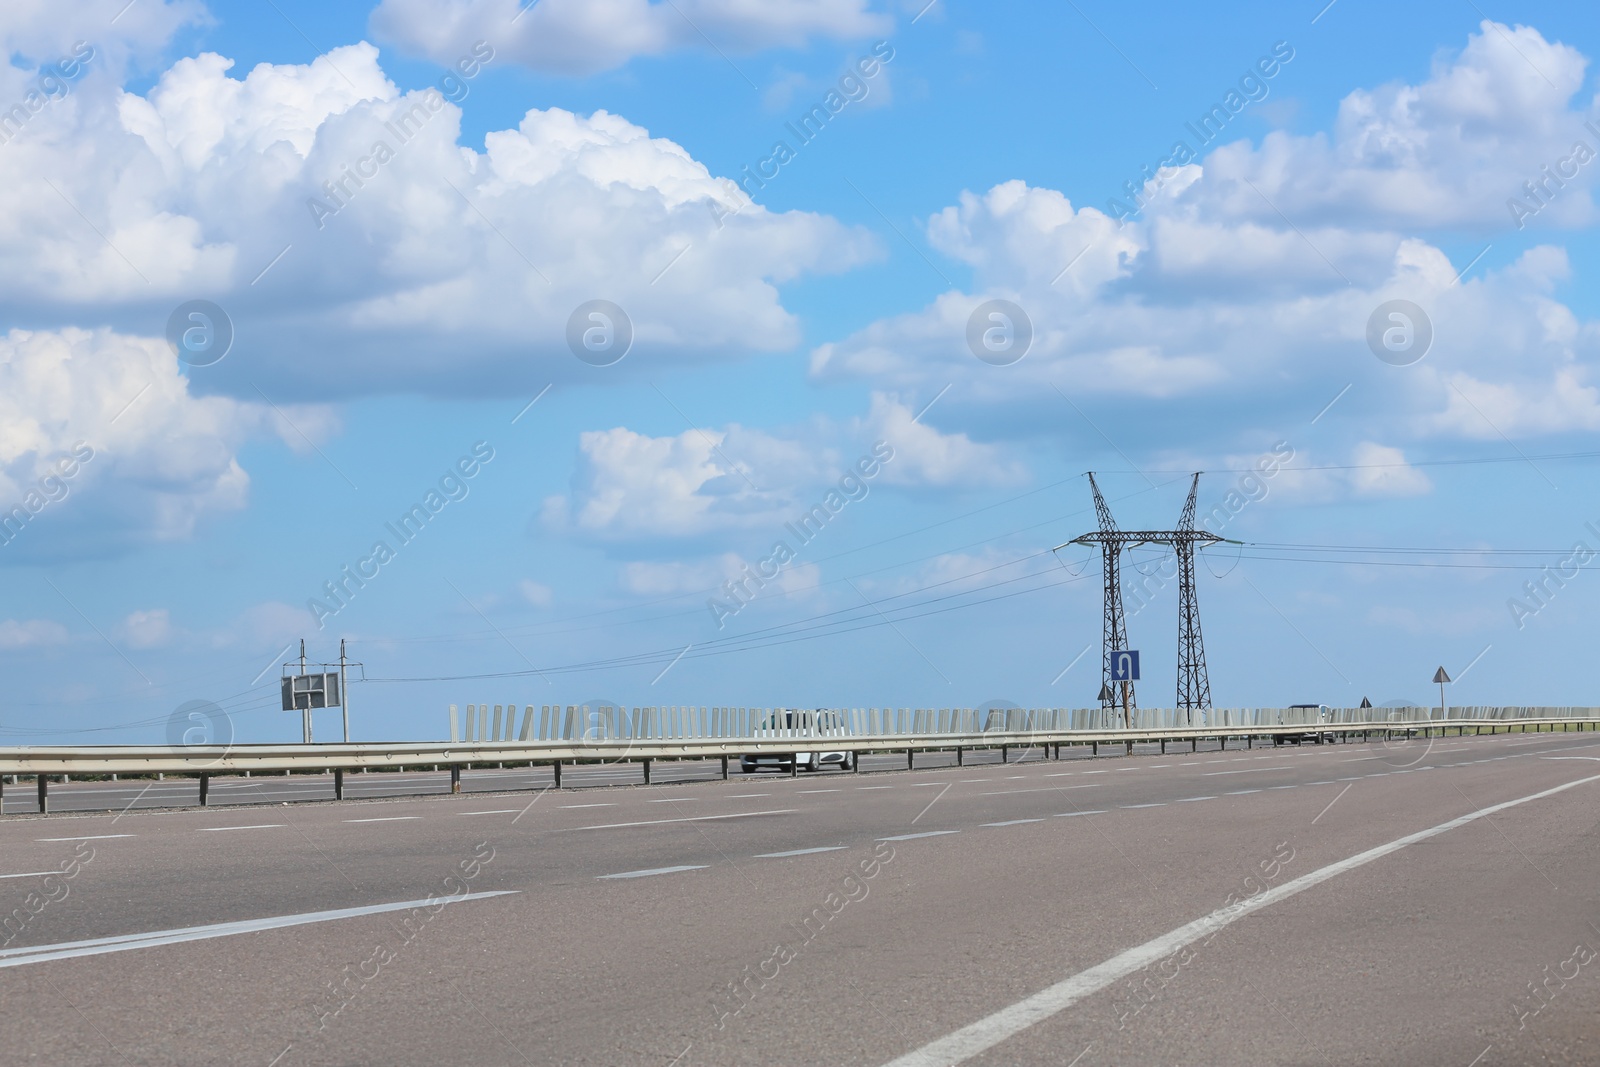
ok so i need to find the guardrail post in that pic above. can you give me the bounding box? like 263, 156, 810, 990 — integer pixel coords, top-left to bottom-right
1247, 735, 1252, 749
1001, 745, 1007, 764
553, 760, 562, 789
956, 746, 963, 767
198, 774, 209, 806
334, 769, 344, 800
37, 774, 47, 814
906, 749, 913, 771
1191, 737, 1197, 752
852, 751, 860, 773
1092, 741, 1098, 755
643, 759, 652, 785
1160, 738, 1167, 754
450, 765, 461, 794
721, 755, 729, 780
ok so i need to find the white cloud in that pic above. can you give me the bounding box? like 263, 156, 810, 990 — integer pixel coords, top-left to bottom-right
519, 580, 553, 607
1347, 443, 1431, 498
0, 43, 877, 397
545, 394, 1019, 542
854, 393, 1025, 488
0, 328, 319, 556
1191, 22, 1600, 230
619, 554, 746, 596
0, 618, 69, 649
118, 608, 173, 649
369, 0, 890, 77
811, 26, 1600, 449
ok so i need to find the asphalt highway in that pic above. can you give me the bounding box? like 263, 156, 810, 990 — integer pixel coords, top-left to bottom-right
1, 730, 1596, 1065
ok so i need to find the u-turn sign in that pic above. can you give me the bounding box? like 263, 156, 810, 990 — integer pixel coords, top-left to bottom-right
1113, 650, 1140, 682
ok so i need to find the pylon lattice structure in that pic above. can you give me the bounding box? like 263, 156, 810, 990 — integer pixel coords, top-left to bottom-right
1060, 473, 1226, 724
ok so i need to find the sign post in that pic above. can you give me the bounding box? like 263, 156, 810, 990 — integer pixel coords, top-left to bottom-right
1112, 650, 1140, 729
1433, 666, 1451, 722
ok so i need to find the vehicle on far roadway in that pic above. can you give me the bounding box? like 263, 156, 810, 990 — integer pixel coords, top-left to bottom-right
740, 709, 852, 773
1275, 703, 1334, 745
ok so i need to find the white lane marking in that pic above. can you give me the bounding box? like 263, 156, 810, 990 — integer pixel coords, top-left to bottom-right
878, 830, 960, 841
559, 803, 615, 809
0, 872, 57, 880
855, 786, 894, 791
0, 891, 517, 969
982, 819, 1044, 827
196, 825, 285, 833
648, 798, 696, 803
1203, 767, 1281, 776
798, 789, 841, 794
1120, 803, 1165, 809
979, 785, 1099, 796
560, 810, 796, 831
1044, 772, 1079, 777
876, 771, 1600, 1067
343, 816, 422, 823
456, 809, 520, 816
1268, 785, 1298, 790
959, 779, 993, 783
1175, 796, 1215, 803
726, 793, 771, 798
1053, 810, 1107, 818
756, 846, 849, 858
36, 834, 136, 842
1224, 790, 1262, 796
598, 865, 708, 880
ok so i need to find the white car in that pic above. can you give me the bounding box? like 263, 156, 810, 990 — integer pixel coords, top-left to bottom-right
1275, 703, 1333, 745
741, 710, 852, 773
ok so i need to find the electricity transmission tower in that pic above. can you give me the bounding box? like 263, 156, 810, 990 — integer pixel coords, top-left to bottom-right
1056, 473, 1228, 723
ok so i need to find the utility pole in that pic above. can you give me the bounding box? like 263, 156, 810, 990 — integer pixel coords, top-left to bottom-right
299, 639, 311, 743
340, 638, 350, 743
1085, 473, 1132, 714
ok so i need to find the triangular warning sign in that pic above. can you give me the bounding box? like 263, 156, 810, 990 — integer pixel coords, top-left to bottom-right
1098, 683, 1114, 702
1433, 666, 1451, 684
1359, 696, 1372, 708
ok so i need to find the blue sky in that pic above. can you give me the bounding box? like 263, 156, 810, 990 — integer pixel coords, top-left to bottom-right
4, 0, 1600, 744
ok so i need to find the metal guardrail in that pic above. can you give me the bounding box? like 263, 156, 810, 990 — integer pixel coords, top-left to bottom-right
2, 706, 1597, 814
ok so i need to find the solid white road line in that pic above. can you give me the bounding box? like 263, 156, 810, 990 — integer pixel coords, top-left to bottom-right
456, 809, 520, 816
878, 771, 1600, 1067
559, 810, 796, 831
877, 830, 959, 841
35, 834, 135, 842
558, 803, 616, 809
756, 846, 849, 858
0, 872, 57, 880
982, 819, 1044, 827
726, 793, 771, 798
0, 891, 517, 969
196, 824, 284, 832
343, 816, 422, 823
1175, 796, 1216, 803
597, 865, 709, 880
1053, 811, 1107, 817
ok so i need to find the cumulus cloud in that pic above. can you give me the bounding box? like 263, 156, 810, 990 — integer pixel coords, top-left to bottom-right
0, 42, 876, 397
0, 328, 323, 558
1192, 21, 1600, 231
544, 394, 1015, 542
811, 23, 1600, 452
0, 618, 69, 650
369, 0, 890, 77
118, 608, 173, 649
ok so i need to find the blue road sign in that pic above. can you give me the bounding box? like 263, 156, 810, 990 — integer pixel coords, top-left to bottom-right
1112, 650, 1140, 682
